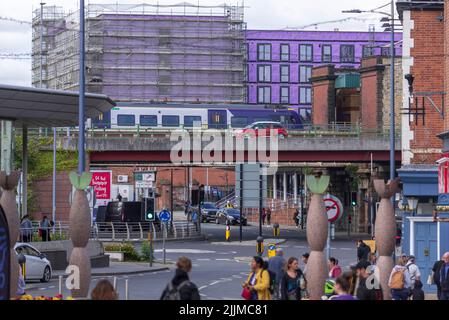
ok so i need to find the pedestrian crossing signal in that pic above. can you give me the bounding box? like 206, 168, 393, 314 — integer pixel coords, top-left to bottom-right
145, 212, 155, 221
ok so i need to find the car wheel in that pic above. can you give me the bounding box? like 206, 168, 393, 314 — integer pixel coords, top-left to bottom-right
41, 266, 51, 283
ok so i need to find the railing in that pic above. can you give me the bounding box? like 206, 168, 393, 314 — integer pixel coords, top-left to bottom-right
19, 221, 202, 242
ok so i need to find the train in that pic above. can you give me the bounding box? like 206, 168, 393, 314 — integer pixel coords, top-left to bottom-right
91, 103, 309, 130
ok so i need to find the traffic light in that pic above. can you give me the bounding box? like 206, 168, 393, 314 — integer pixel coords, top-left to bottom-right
145, 211, 156, 222
142, 198, 155, 221
351, 192, 357, 207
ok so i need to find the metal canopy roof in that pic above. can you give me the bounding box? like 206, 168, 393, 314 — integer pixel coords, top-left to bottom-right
0, 84, 116, 127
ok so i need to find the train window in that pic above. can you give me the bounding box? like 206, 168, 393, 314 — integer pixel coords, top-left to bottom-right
184, 116, 202, 127
162, 115, 180, 127
231, 117, 248, 128
117, 115, 135, 126
139, 115, 157, 127
254, 118, 267, 123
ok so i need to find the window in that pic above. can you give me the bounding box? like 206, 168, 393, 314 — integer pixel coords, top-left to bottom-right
322, 45, 332, 62
280, 87, 290, 104
280, 65, 290, 83
184, 116, 202, 127
257, 87, 271, 103
162, 115, 180, 127
300, 44, 313, 62
363, 45, 374, 58
340, 45, 355, 63
231, 117, 248, 128
280, 44, 290, 61
299, 66, 312, 83
117, 114, 135, 126
299, 87, 312, 104
381, 47, 394, 56
139, 115, 157, 127
257, 44, 271, 61
257, 65, 271, 82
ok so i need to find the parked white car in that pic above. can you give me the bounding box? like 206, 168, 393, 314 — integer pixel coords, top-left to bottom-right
14, 243, 52, 283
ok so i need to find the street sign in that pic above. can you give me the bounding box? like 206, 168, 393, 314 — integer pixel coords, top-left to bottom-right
134, 171, 156, 189
235, 163, 267, 209
159, 209, 171, 222
323, 194, 343, 222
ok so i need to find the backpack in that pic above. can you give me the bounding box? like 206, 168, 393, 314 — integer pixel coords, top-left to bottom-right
263, 261, 276, 294
162, 280, 190, 300
390, 268, 406, 289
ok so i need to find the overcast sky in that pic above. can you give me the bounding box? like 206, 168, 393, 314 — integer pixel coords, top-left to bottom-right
0, 0, 395, 86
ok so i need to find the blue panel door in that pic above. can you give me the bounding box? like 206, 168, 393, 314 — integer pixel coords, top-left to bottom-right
414, 222, 437, 292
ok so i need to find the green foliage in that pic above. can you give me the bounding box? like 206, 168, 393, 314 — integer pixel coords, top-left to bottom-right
140, 241, 155, 262
104, 242, 140, 261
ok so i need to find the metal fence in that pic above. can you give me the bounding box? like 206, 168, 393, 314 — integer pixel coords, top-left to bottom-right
19, 221, 202, 242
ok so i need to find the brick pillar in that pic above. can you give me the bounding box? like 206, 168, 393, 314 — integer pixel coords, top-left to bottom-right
359, 57, 385, 131
445, 0, 449, 132
311, 65, 337, 125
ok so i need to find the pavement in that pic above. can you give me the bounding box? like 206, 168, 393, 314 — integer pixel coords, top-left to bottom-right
53, 262, 171, 277
210, 238, 287, 246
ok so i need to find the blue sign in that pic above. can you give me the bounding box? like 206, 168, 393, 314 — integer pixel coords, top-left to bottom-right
159, 209, 171, 222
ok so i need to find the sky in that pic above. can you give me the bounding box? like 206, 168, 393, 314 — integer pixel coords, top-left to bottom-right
0, 0, 396, 86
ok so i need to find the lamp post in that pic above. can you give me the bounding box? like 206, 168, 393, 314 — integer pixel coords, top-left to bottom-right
342, 0, 397, 183
78, 0, 86, 173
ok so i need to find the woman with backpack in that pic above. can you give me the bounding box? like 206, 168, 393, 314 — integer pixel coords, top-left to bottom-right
242, 256, 271, 300
388, 257, 412, 300
279, 257, 304, 300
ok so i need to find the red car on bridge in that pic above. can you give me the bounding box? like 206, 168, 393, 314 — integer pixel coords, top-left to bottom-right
234, 121, 288, 139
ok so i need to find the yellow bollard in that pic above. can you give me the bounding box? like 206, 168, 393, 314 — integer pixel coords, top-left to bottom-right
256, 236, 264, 256
273, 223, 280, 237
225, 224, 231, 242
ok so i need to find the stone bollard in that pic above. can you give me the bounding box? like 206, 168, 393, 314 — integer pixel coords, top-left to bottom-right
373, 178, 400, 301
0, 171, 20, 298
305, 174, 330, 300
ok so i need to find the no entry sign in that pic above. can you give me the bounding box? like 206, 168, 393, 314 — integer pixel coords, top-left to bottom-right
323, 194, 343, 223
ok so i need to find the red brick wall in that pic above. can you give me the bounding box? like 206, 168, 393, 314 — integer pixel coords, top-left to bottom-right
360, 58, 384, 131
409, 9, 445, 163
445, 2, 449, 132
311, 65, 336, 125
246, 207, 296, 227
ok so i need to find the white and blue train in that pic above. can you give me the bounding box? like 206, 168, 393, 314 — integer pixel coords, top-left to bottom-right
92, 103, 307, 129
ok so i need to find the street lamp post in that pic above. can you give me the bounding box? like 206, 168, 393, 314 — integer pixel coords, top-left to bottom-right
78, 0, 86, 174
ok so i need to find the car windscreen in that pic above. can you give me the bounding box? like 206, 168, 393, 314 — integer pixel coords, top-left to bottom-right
202, 203, 216, 209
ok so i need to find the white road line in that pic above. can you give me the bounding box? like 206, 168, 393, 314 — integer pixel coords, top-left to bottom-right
39, 288, 47, 291
215, 258, 231, 261
200, 294, 207, 297
340, 248, 354, 251
209, 281, 220, 286
198, 286, 208, 291
197, 258, 211, 261
232, 275, 242, 279
48, 286, 55, 289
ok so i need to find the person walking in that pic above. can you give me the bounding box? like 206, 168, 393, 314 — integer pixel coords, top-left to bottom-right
328, 257, 342, 279
357, 240, 371, 262
279, 257, 304, 300
161, 257, 200, 300
266, 207, 272, 226
39, 216, 51, 242
293, 208, 300, 227
328, 272, 357, 300
388, 257, 412, 300
243, 256, 271, 300
439, 252, 449, 300
268, 248, 285, 299
300, 253, 310, 299
116, 193, 123, 202
20, 215, 33, 243
262, 208, 267, 226
355, 260, 382, 300
432, 255, 445, 299
91, 279, 118, 300
405, 255, 421, 292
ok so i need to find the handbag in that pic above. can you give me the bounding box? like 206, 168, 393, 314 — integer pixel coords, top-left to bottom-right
427, 273, 434, 285
241, 287, 251, 300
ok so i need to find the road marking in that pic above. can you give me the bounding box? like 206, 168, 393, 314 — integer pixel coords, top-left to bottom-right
294, 246, 306, 248
39, 288, 47, 291
200, 294, 207, 297
232, 275, 242, 279
154, 249, 216, 254
48, 286, 55, 289
209, 281, 220, 286
340, 248, 354, 251
198, 286, 208, 291
215, 258, 232, 261
197, 258, 211, 261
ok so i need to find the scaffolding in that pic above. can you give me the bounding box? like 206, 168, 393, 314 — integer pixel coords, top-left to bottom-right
32, 2, 247, 103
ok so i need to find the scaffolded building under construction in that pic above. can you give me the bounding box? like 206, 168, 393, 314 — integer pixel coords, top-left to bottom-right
32, 3, 247, 103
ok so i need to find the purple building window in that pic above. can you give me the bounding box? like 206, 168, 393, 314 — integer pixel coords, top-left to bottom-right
362, 45, 374, 58
299, 87, 311, 104
280, 87, 290, 104
280, 65, 290, 83
299, 65, 312, 83
258, 86, 271, 103
340, 45, 355, 63
258, 44, 271, 61
257, 65, 271, 82
300, 44, 313, 62
280, 44, 290, 61
322, 45, 332, 62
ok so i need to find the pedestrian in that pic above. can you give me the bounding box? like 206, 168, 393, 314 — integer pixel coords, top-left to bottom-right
39, 215, 51, 242
279, 257, 304, 300
328, 257, 342, 279
262, 208, 267, 225
20, 215, 33, 243
184, 201, 190, 216
355, 260, 382, 300
17, 264, 26, 297
439, 252, 449, 300
388, 257, 412, 300
116, 193, 123, 202
411, 279, 425, 300
268, 248, 286, 299
160, 256, 200, 300
405, 255, 421, 292
301, 252, 310, 299
266, 207, 271, 226
328, 272, 357, 300
91, 279, 118, 300
243, 256, 271, 300
357, 240, 370, 262
293, 208, 300, 227
432, 255, 445, 299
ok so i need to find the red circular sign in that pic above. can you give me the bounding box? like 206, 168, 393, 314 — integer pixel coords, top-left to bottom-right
323, 195, 343, 222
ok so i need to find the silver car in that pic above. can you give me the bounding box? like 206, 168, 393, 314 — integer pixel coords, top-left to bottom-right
14, 243, 52, 283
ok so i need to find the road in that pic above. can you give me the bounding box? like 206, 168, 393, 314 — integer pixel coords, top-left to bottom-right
25, 223, 359, 300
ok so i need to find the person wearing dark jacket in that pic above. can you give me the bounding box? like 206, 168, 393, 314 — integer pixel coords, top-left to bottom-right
439, 252, 449, 300
355, 260, 382, 300
411, 280, 425, 300
160, 257, 200, 300
433, 257, 445, 300
357, 240, 371, 262
280, 257, 303, 300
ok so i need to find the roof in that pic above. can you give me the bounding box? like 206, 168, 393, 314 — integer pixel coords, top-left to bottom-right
0, 84, 116, 127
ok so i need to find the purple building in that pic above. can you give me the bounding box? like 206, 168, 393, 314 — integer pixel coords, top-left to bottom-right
246, 30, 402, 120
